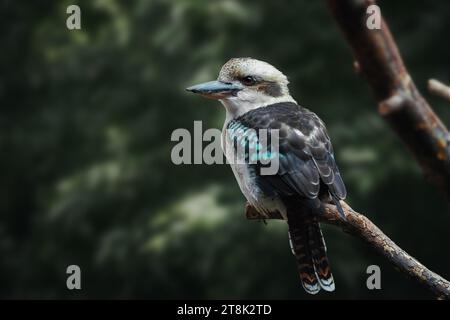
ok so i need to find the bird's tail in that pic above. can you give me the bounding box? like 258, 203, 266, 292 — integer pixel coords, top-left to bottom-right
288, 215, 335, 294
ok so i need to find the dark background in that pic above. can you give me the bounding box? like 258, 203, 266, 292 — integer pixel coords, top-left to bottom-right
1, 0, 449, 299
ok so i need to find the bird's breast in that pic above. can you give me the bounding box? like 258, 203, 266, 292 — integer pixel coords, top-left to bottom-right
221, 125, 287, 219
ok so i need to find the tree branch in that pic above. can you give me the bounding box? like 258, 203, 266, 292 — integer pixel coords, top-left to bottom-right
428, 79, 450, 103
327, 0, 450, 203
245, 202, 450, 299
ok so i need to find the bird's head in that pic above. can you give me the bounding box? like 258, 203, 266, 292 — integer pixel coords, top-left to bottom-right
186, 58, 296, 118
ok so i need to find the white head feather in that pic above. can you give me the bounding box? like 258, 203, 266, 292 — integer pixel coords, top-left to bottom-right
218, 58, 296, 119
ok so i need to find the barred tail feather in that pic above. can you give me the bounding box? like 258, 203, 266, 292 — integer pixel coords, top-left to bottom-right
307, 218, 335, 292
288, 216, 335, 294
288, 221, 320, 294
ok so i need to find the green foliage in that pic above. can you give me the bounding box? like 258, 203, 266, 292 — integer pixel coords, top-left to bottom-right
0, 0, 449, 298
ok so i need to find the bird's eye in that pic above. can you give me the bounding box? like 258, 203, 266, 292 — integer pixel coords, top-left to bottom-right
241, 76, 257, 86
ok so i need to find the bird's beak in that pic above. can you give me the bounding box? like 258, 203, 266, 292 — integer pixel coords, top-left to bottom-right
186, 81, 242, 100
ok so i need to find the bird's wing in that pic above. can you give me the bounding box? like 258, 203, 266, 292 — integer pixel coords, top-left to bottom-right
228, 102, 346, 200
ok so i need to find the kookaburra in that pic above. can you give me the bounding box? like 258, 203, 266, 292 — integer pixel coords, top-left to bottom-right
186, 58, 346, 294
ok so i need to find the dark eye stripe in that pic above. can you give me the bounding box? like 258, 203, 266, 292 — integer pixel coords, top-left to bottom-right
239, 76, 282, 97
240, 76, 257, 86
263, 82, 282, 97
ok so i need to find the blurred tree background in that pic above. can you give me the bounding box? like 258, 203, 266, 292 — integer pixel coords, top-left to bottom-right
0, 0, 449, 299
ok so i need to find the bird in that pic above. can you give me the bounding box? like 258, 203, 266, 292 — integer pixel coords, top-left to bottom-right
186, 57, 347, 294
